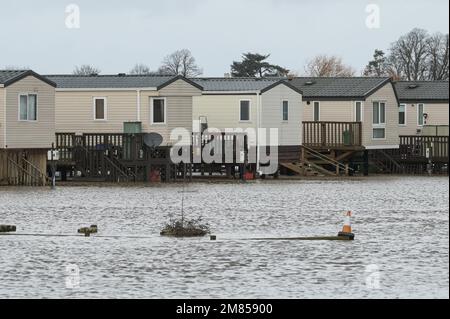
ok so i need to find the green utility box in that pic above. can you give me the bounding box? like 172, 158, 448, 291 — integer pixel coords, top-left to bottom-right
123, 122, 142, 134
343, 131, 351, 146
123, 122, 142, 160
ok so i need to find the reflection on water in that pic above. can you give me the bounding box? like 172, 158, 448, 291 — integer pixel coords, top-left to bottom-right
0, 176, 448, 299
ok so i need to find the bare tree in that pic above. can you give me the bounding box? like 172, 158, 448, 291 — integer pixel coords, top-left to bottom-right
159, 49, 203, 77
129, 63, 152, 75
388, 28, 429, 81
383, 28, 449, 81
426, 33, 449, 80
304, 55, 355, 77
73, 65, 101, 76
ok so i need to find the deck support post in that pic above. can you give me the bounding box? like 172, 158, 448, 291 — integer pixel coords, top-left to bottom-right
363, 150, 369, 176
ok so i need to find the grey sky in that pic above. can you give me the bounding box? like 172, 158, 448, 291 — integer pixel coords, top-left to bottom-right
0, 0, 448, 76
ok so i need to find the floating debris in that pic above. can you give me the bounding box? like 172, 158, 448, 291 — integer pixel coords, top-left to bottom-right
77, 225, 98, 237
161, 181, 211, 238
160, 219, 210, 237
0, 225, 16, 233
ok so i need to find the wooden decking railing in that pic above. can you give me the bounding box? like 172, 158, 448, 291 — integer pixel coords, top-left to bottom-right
303, 121, 362, 149
55, 132, 249, 165
399, 135, 449, 161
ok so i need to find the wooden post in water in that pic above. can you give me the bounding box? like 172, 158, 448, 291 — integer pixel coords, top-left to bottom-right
51, 143, 56, 189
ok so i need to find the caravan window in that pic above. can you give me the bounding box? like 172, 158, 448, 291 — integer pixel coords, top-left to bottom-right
313, 102, 320, 122
418, 104, 425, 126
94, 98, 106, 120
240, 100, 251, 122
282, 101, 289, 121
399, 104, 406, 125
19, 94, 37, 121
151, 98, 166, 124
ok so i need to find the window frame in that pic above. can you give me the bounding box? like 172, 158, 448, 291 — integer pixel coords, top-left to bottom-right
93, 97, 107, 121
372, 128, 386, 140
399, 103, 407, 126
417, 103, 425, 127
372, 101, 387, 140
354, 101, 364, 123
150, 97, 167, 125
282, 100, 289, 122
18, 93, 38, 122
239, 99, 251, 122
313, 101, 320, 122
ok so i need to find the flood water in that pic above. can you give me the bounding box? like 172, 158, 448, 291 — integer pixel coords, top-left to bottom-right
0, 176, 448, 299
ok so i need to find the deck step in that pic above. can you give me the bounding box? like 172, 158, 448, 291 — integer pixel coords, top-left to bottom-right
303, 161, 338, 176
280, 162, 322, 176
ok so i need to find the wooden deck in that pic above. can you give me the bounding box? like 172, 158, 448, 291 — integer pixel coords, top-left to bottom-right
371, 135, 448, 174
54, 132, 250, 182
303, 121, 363, 150
398, 135, 448, 163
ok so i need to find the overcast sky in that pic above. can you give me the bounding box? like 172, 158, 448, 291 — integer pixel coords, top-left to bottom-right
0, 0, 448, 76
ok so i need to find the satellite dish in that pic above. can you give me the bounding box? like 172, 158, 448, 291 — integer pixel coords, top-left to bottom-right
144, 133, 163, 148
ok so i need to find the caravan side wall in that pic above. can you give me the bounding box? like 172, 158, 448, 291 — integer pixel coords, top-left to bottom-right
362, 83, 400, 148
5, 76, 55, 149
398, 102, 449, 136
261, 85, 303, 146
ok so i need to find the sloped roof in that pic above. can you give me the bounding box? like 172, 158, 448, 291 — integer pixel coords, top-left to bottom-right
45, 74, 177, 89
394, 81, 449, 102
0, 70, 56, 87
288, 77, 392, 100
192, 77, 280, 92
191, 78, 302, 95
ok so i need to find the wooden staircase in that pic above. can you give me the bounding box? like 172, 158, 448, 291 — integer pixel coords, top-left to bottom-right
281, 146, 355, 177
7, 155, 49, 186
369, 149, 405, 174
280, 162, 322, 176
72, 145, 136, 182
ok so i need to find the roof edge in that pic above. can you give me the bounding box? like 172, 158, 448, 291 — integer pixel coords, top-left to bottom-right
362, 77, 392, 98
399, 99, 450, 103
260, 80, 303, 95
3, 70, 57, 88
157, 75, 204, 91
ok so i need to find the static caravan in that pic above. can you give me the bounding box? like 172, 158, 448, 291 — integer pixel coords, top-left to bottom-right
0, 70, 56, 186
47, 74, 203, 144
192, 78, 303, 173
286, 77, 400, 175
289, 77, 400, 150
394, 81, 449, 136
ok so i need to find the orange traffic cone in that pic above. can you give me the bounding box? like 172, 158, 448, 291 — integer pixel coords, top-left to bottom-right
338, 211, 355, 240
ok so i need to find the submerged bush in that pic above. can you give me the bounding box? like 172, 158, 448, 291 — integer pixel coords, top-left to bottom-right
160, 217, 210, 237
